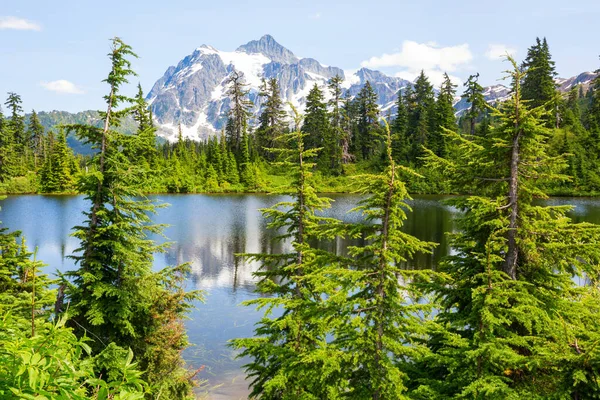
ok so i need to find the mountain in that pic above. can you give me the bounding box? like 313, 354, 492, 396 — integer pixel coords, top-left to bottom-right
454, 71, 597, 116
146, 34, 412, 140
30, 35, 598, 146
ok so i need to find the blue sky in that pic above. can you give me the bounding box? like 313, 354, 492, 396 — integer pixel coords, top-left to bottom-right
2, 0, 599, 113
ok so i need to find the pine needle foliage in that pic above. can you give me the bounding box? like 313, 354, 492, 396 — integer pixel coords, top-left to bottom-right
62, 37, 202, 399
415, 56, 600, 399
331, 121, 437, 399
232, 106, 344, 399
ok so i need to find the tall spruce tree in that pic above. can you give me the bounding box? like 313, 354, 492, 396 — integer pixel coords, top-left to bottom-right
0, 106, 15, 182
341, 90, 357, 163
461, 73, 486, 135
407, 71, 435, 163
521, 37, 558, 126
431, 73, 457, 157
226, 70, 254, 154
27, 110, 45, 168
233, 106, 343, 399
63, 37, 201, 399
5, 92, 26, 148
355, 81, 381, 161
303, 84, 337, 172
417, 56, 600, 399
256, 78, 287, 160
332, 121, 437, 399
328, 75, 348, 168
391, 90, 409, 164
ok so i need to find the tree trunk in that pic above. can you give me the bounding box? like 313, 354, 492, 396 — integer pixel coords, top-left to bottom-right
505, 97, 521, 280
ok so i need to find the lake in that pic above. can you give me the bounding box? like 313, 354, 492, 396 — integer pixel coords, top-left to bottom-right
2, 194, 600, 399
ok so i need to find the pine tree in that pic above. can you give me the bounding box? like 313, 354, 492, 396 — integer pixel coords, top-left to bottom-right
226, 70, 254, 154
5, 92, 26, 148
407, 71, 435, 163
391, 90, 409, 164
0, 106, 15, 182
417, 56, 600, 399
63, 37, 201, 399
27, 110, 45, 168
233, 107, 343, 398
521, 37, 558, 126
303, 84, 337, 172
332, 121, 437, 399
355, 81, 381, 161
431, 73, 457, 157
461, 73, 486, 135
256, 78, 287, 160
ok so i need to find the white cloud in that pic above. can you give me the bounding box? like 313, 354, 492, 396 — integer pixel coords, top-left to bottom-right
310, 12, 321, 19
395, 70, 461, 88
485, 44, 517, 60
40, 80, 85, 94
0, 16, 41, 31
361, 40, 473, 86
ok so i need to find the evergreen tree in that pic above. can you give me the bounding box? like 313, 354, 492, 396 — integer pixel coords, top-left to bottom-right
407, 71, 435, 163
461, 73, 486, 135
341, 91, 357, 163
521, 37, 558, 125
0, 106, 15, 182
63, 37, 201, 399
333, 121, 437, 398
27, 110, 45, 168
417, 56, 600, 399
431, 73, 457, 157
226, 70, 253, 154
130, 84, 158, 167
328, 75, 347, 168
391, 90, 409, 164
233, 107, 342, 398
355, 81, 381, 161
5, 92, 26, 148
256, 78, 287, 159
303, 84, 339, 172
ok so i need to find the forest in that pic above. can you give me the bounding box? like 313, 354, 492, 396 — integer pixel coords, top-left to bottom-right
2, 34, 600, 399
1, 38, 599, 196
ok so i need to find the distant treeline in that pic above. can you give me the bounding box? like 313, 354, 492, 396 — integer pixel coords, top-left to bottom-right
1, 36, 600, 195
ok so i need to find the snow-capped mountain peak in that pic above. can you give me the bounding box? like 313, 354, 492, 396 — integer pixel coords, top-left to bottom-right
147, 35, 597, 141
147, 35, 411, 141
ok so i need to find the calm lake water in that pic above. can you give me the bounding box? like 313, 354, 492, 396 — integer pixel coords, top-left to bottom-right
2, 194, 600, 399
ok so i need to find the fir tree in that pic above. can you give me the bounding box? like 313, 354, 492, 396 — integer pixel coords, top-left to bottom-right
256, 78, 287, 160
303, 84, 337, 172
226, 70, 254, 154
391, 90, 409, 164
431, 73, 457, 157
63, 37, 201, 399
461, 73, 486, 135
0, 106, 15, 182
521, 37, 558, 125
328, 75, 347, 168
333, 121, 437, 399
418, 56, 600, 399
27, 110, 45, 168
341, 91, 357, 164
355, 81, 381, 160
4, 92, 26, 148
407, 71, 435, 163
130, 84, 158, 167
233, 106, 342, 398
